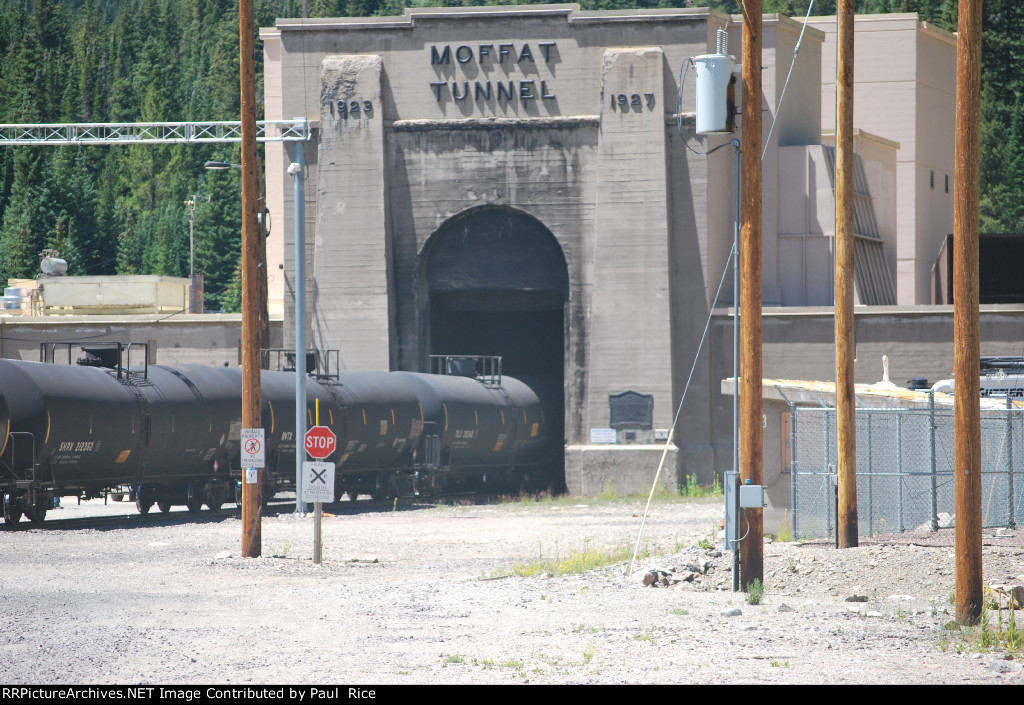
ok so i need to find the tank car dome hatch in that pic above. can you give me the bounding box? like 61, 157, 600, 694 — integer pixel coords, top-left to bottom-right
77, 347, 121, 369
907, 377, 930, 391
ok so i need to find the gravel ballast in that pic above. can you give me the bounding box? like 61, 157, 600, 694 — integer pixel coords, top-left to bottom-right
1, 496, 1021, 685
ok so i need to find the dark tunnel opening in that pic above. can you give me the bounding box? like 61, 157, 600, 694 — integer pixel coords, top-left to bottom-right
422, 208, 568, 491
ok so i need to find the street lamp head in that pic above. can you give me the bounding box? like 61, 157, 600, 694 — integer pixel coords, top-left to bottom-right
204, 160, 241, 170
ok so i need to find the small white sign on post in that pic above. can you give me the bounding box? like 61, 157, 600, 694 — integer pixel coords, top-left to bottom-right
241, 428, 265, 468
303, 461, 335, 503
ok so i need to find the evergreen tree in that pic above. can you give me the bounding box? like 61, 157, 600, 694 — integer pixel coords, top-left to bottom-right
193, 166, 242, 312
0, 149, 50, 280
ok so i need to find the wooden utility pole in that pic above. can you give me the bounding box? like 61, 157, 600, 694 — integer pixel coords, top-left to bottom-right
240, 0, 263, 558
953, 0, 982, 626
739, 0, 763, 589
835, 0, 858, 549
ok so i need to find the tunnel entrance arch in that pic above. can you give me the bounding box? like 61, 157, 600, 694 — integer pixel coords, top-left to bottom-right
418, 206, 569, 489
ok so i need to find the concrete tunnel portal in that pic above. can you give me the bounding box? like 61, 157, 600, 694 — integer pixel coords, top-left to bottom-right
419, 207, 569, 489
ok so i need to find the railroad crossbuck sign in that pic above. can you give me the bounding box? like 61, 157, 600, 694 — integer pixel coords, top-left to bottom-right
305, 425, 336, 459
302, 461, 335, 503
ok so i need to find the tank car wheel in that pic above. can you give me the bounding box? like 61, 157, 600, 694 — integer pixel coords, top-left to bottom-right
3, 493, 23, 525
136, 497, 154, 514
110, 493, 125, 502
347, 490, 360, 502
157, 500, 172, 513
186, 480, 204, 513
25, 498, 48, 524
204, 485, 225, 511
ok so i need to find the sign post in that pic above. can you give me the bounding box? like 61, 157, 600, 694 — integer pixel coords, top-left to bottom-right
304, 420, 336, 564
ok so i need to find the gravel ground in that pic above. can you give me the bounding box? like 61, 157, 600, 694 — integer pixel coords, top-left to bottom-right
1, 495, 1022, 685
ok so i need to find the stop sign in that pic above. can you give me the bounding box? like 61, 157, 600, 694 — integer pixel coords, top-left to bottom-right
304, 425, 337, 459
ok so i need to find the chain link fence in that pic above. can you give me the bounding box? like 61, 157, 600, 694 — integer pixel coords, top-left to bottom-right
791, 401, 1023, 541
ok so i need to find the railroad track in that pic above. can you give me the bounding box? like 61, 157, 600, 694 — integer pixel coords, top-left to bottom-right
0, 493, 475, 531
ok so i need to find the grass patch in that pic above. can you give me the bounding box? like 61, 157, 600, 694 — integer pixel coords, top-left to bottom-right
774, 510, 793, 543
597, 480, 620, 501
934, 591, 1023, 657
268, 540, 292, 559
491, 483, 720, 509
678, 473, 723, 498
511, 538, 638, 577
442, 653, 465, 666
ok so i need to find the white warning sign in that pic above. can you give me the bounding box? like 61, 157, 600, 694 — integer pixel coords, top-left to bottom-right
303, 461, 335, 503
241, 428, 265, 468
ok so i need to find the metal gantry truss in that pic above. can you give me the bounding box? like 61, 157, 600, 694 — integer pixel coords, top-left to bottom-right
0, 119, 309, 146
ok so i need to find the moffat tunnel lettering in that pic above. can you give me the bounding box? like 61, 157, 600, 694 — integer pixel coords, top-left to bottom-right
429, 42, 557, 105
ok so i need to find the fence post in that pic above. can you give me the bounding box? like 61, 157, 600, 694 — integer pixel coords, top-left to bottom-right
897, 410, 904, 533
867, 411, 873, 537
930, 390, 938, 532
790, 401, 798, 539
1007, 397, 1015, 529
825, 409, 834, 541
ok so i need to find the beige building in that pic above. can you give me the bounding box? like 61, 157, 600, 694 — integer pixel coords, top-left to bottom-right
809, 13, 957, 305
256, 5, 983, 492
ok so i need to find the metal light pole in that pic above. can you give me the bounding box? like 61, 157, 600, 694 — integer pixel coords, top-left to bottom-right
184, 195, 203, 314
289, 146, 307, 515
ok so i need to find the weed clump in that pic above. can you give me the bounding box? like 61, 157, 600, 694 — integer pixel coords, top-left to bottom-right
747, 578, 764, 605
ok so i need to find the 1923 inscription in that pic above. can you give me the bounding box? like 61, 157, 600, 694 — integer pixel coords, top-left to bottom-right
335, 100, 374, 118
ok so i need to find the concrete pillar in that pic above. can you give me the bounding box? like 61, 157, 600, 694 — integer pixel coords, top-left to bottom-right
314, 55, 393, 371
589, 48, 672, 433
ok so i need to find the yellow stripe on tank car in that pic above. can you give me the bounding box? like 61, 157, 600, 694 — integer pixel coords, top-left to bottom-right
362, 409, 367, 425
531, 423, 539, 438
443, 403, 449, 432
268, 401, 275, 433
419, 402, 424, 426
115, 449, 131, 463
500, 409, 505, 425
493, 441, 503, 452
0, 419, 9, 458
522, 410, 527, 425
474, 410, 478, 425
329, 409, 334, 425
45, 409, 51, 444
391, 408, 395, 424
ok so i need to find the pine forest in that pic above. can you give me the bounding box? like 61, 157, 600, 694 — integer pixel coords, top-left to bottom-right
0, 0, 1016, 311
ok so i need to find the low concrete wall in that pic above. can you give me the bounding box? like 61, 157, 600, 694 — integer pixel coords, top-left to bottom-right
565, 445, 678, 496
0, 314, 283, 367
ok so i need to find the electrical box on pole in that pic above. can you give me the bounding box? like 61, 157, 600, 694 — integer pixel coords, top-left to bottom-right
694, 29, 735, 135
